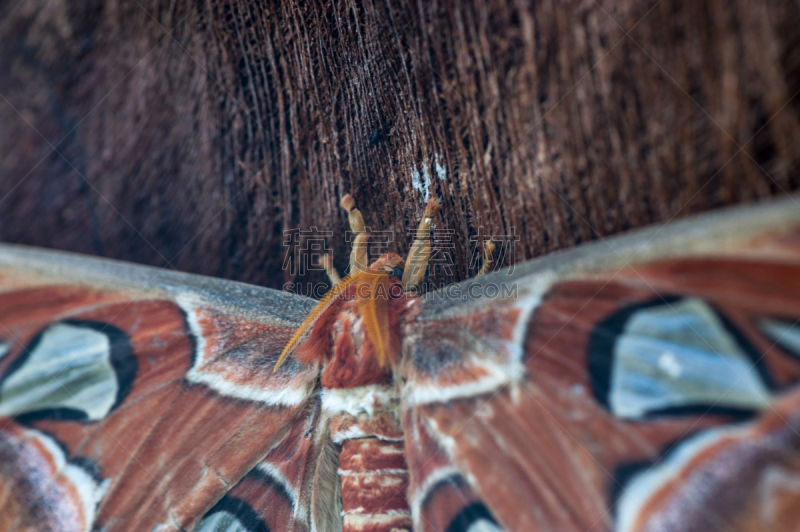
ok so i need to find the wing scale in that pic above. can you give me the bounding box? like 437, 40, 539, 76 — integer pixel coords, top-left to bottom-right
0, 249, 318, 531
2, 198, 800, 531
401, 198, 800, 531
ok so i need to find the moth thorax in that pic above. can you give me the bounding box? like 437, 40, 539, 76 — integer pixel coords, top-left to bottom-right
320, 299, 393, 388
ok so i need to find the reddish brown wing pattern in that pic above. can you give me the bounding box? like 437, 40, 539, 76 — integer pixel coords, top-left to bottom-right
198, 398, 319, 532
400, 201, 800, 532
4, 199, 800, 532
0, 255, 318, 532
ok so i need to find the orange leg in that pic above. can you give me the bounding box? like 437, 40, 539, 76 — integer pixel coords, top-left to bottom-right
402, 198, 443, 293
340, 194, 370, 275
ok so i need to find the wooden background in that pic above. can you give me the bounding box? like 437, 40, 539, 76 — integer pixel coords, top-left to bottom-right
1, 0, 799, 295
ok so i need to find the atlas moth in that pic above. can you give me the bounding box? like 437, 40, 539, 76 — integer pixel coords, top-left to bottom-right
1, 193, 800, 532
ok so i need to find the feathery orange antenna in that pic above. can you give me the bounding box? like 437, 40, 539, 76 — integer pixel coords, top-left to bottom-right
274, 270, 368, 371
356, 270, 391, 366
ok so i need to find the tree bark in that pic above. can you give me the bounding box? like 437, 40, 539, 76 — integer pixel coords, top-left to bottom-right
1, 0, 799, 295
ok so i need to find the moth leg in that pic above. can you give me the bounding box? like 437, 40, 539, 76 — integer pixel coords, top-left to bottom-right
317, 253, 341, 285
476, 240, 496, 277
402, 198, 443, 292
341, 194, 370, 274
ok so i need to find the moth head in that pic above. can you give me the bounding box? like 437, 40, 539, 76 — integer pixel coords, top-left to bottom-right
274, 265, 407, 372
274, 196, 442, 372
369, 252, 405, 279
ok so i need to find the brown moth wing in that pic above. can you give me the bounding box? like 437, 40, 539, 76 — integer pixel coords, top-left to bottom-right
196, 398, 322, 532
400, 198, 800, 532
0, 247, 318, 531
402, 407, 501, 532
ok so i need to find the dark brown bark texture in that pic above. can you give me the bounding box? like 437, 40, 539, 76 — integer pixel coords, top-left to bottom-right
1, 0, 799, 295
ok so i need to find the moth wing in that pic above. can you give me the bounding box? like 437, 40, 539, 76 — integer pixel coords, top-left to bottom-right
0, 246, 320, 531
195, 396, 339, 532
400, 198, 800, 532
